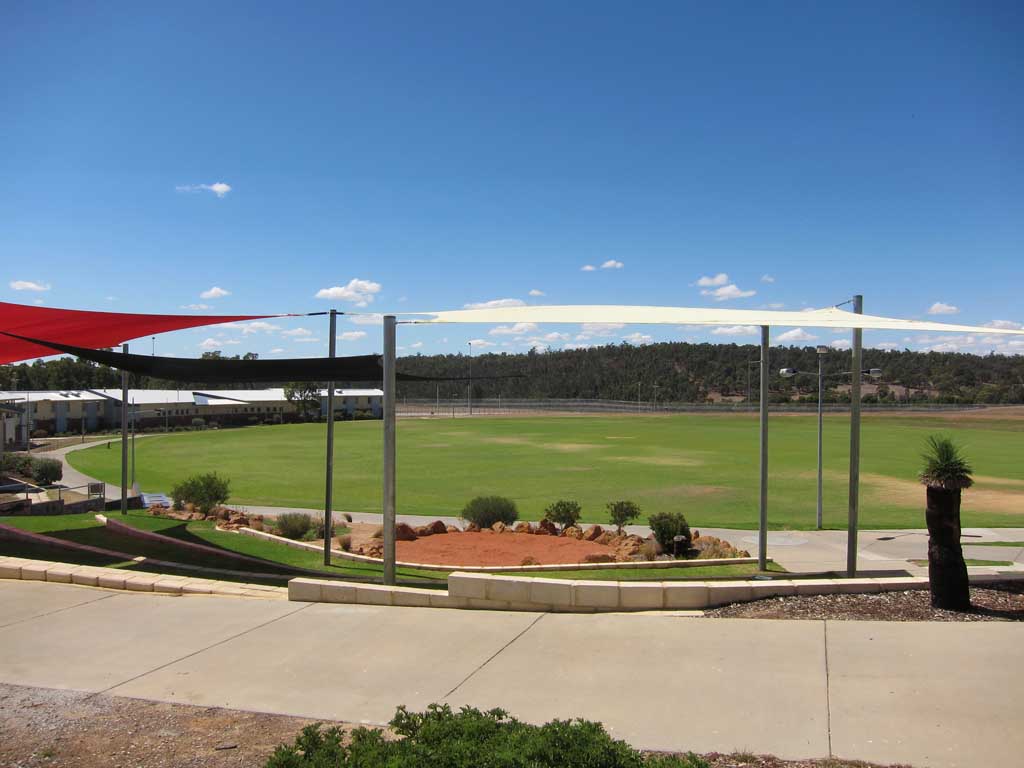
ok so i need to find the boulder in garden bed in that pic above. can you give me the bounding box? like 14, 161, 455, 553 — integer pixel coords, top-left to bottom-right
445, 525, 461, 534
513, 521, 534, 534
582, 553, 616, 564
594, 531, 614, 546
536, 519, 557, 536
491, 521, 507, 534
426, 520, 448, 535
521, 556, 540, 566
582, 525, 604, 541
464, 522, 480, 533
562, 526, 583, 540
414, 525, 434, 537
395, 522, 418, 541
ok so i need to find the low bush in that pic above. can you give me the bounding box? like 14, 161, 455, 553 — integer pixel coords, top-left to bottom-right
31, 428, 48, 439
607, 500, 641, 533
169, 472, 231, 515
31, 457, 63, 485
647, 511, 692, 557
339, 534, 352, 552
542, 499, 581, 531
191, 417, 206, 429
461, 496, 518, 529
2, 453, 35, 478
264, 704, 707, 768
276, 512, 314, 540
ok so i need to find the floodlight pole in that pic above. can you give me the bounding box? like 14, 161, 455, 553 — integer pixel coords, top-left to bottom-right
847, 295, 863, 577
324, 309, 337, 566
382, 315, 397, 585
817, 353, 825, 530
120, 343, 128, 515
758, 326, 769, 571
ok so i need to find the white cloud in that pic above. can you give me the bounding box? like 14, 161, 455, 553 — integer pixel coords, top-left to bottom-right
490, 322, 539, 336
830, 339, 852, 350
233, 321, 280, 334
580, 265, 597, 272
711, 325, 759, 336
467, 339, 496, 348
349, 313, 384, 325
540, 332, 569, 342
200, 286, 231, 299
927, 302, 959, 315
871, 341, 900, 350
528, 288, 546, 297
409, 341, 423, 349
623, 332, 653, 345
986, 320, 1022, 330
766, 302, 785, 310
702, 283, 756, 301
315, 278, 382, 306
338, 331, 367, 341
295, 337, 322, 344
696, 273, 729, 287
564, 343, 593, 350
180, 303, 211, 311
761, 275, 776, 283
269, 348, 285, 354
463, 298, 526, 309
601, 259, 624, 269
576, 322, 626, 340
198, 337, 240, 350
281, 327, 313, 337
176, 182, 232, 198
777, 328, 818, 343
9, 280, 50, 291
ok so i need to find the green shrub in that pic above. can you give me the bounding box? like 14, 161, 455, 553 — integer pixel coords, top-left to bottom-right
31, 428, 48, 439
191, 417, 205, 429
607, 500, 641, 533
31, 457, 63, 485
276, 512, 314, 540
169, 472, 230, 515
461, 496, 518, 529
543, 499, 581, 531
3, 453, 35, 478
264, 704, 707, 768
647, 511, 691, 556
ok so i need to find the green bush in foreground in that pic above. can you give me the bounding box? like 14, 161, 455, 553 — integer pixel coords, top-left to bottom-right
461, 495, 518, 529
31, 458, 63, 485
169, 472, 231, 515
543, 499, 582, 531
607, 500, 641, 533
265, 705, 707, 768
648, 511, 691, 556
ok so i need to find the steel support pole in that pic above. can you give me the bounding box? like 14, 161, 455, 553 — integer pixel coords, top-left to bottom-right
120, 344, 128, 515
382, 315, 397, 585
324, 309, 337, 565
847, 294, 863, 576
816, 357, 824, 530
758, 326, 769, 570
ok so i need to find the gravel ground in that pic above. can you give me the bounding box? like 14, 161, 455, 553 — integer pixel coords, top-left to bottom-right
0, 683, 909, 768
705, 581, 1024, 621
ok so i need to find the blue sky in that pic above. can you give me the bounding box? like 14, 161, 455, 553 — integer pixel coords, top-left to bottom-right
2, 1, 1022, 360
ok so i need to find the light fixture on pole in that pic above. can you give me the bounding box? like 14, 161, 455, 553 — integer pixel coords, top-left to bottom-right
467, 341, 473, 416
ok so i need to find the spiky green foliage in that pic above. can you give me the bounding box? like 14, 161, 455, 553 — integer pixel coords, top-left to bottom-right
264, 705, 709, 768
919, 435, 974, 490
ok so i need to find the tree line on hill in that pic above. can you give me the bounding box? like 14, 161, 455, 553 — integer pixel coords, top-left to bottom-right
2, 343, 1023, 404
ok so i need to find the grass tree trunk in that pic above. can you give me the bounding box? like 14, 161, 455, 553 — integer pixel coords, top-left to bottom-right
924, 485, 971, 611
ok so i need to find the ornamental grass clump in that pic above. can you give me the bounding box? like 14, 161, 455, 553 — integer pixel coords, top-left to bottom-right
461, 496, 518, 529
919, 435, 974, 611
276, 512, 314, 540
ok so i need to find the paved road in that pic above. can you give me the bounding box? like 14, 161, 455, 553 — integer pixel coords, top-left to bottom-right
1, 579, 1021, 767
51, 439, 1024, 576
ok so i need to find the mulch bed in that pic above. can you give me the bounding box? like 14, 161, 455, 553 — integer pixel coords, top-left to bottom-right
705, 581, 1024, 622
396, 530, 612, 566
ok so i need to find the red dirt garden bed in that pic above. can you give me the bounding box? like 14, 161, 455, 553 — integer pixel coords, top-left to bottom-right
396, 530, 612, 567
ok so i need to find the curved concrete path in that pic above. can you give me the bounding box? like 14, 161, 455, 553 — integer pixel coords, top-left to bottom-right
50, 438, 1024, 577
1, 579, 1022, 768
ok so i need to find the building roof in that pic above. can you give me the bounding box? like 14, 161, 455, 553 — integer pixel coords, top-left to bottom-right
0, 390, 107, 403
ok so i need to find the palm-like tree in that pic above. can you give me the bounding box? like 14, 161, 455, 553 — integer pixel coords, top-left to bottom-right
919, 435, 974, 611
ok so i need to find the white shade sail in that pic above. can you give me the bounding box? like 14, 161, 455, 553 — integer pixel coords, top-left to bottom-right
408, 305, 1024, 336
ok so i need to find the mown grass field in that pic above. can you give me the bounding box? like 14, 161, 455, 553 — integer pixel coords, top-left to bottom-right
68, 412, 1024, 530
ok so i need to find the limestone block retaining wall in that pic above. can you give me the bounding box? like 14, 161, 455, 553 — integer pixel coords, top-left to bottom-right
287, 571, 1024, 612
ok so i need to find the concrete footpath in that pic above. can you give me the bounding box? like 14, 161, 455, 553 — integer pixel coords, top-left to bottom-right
2, 580, 1021, 767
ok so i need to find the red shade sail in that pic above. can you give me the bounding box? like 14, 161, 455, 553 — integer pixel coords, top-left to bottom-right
0, 301, 280, 364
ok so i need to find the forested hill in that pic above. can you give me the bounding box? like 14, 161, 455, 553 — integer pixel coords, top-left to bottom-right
3, 342, 1023, 404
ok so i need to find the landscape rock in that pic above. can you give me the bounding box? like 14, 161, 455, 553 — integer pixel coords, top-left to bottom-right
513, 521, 534, 534
491, 521, 507, 534
465, 522, 480, 533
520, 556, 540, 566
594, 531, 615, 546
445, 525, 461, 533
426, 520, 448, 535
536, 519, 557, 536
582, 553, 616, 564
395, 522, 418, 541
414, 525, 434, 537
582, 525, 604, 541
562, 526, 583, 540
